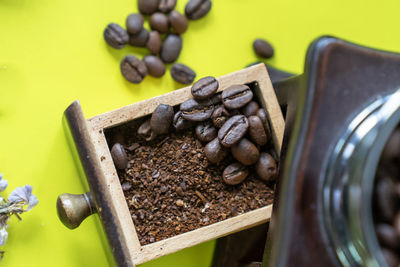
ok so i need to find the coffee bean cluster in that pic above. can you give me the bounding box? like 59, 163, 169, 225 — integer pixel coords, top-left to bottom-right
111, 76, 278, 186
373, 126, 400, 267
103, 0, 212, 84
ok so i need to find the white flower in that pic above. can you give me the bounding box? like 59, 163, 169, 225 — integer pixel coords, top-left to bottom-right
0, 174, 7, 192
8, 185, 38, 211
0, 228, 8, 246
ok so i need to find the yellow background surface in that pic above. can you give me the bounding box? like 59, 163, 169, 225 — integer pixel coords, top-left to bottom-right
0, 0, 399, 266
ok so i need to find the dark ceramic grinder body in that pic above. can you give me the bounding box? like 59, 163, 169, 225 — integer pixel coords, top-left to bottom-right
264, 37, 400, 267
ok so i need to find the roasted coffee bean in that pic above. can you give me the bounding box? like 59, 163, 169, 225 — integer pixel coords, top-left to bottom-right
111, 143, 128, 169
195, 122, 217, 142
104, 23, 129, 49
138, 119, 157, 141
257, 108, 272, 137
185, 0, 212, 20
255, 152, 277, 182
161, 34, 182, 63
169, 10, 188, 34
151, 104, 174, 135
231, 138, 260, 166
218, 115, 249, 147
191, 76, 219, 100
241, 101, 259, 117
138, 0, 159, 15
170, 63, 196, 84
138, 119, 151, 137
146, 31, 162, 55
376, 224, 399, 250
382, 248, 400, 267
376, 177, 398, 222
211, 106, 238, 128
129, 28, 149, 47
126, 14, 144, 35
222, 84, 253, 109
222, 162, 249, 185
253, 39, 274, 58
180, 95, 220, 121
120, 55, 147, 83
150, 12, 169, 34
248, 115, 268, 146
158, 0, 177, 13
204, 138, 227, 163
143, 55, 166, 78
173, 111, 195, 131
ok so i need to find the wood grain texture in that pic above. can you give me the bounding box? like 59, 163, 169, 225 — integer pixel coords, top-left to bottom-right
84, 64, 284, 265
135, 205, 273, 265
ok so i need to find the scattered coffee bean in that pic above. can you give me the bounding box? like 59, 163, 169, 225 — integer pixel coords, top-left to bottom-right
129, 28, 150, 47
143, 55, 166, 78
173, 111, 195, 131
150, 12, 169, 34
222, 162, 248, 185
180, 95, 220, 121
253, 39, 274, 58
195, 122, 217, 142
204, 138, 227, 164
222, 84, 253, 109
248, 115, 268, 146
376, 177, 397, 222
218, 115, 249, 147
146, 31, 162, 55
241, 101, 259, 117
161, 34, 182, 63
169, 10, 188, 34
231, 138, 260, 166
191, 76, 219, 100
120, 55, 148, 83
150, 104, 174, 134
257, 108, 272, 137
376, 224, 399, 250
104, 23, 129, 49
185, 0, 212, 20
126, 14, 144, 35
255, 152, 277, 182
170, 63, 196, 84
138, 0, 159, 15
111, 143, 128, 169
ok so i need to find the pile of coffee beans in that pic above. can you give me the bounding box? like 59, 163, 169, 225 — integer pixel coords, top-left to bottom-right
111, 76, 278, 186
103, 0, 212, 84
373, 125, 400, 267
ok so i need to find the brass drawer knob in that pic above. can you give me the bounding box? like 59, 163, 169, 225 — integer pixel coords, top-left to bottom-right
57, 192, 95, 229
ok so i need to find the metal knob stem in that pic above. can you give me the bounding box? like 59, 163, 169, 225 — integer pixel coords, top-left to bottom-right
57, 192, 96, 229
